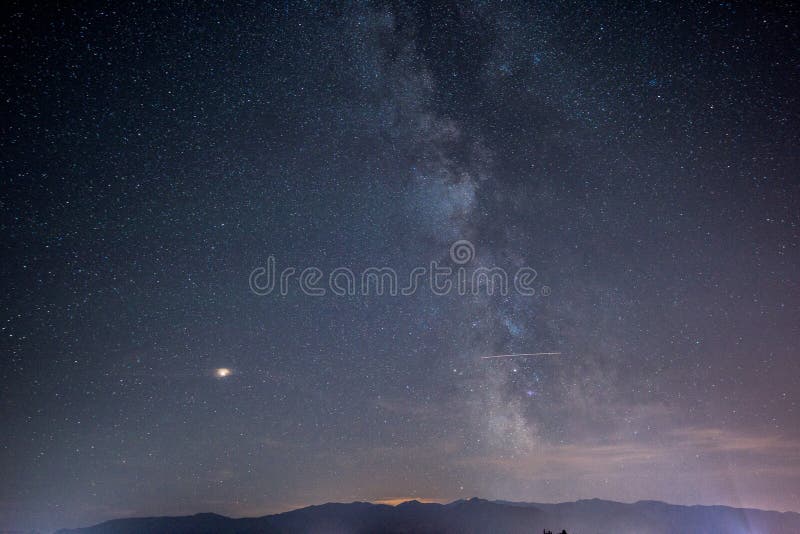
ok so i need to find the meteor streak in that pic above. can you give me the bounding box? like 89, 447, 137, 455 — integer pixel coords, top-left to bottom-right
481, 352, 561, 360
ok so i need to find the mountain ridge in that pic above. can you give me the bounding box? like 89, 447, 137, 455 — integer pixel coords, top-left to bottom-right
56, 497, 800, 534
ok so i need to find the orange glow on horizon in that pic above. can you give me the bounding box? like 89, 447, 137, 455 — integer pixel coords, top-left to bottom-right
373, 497, 443, 506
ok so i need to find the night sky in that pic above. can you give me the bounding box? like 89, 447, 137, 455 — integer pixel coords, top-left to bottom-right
2, 1, 799, 531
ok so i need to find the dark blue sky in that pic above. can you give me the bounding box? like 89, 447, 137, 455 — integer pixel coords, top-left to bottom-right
2, 1, 799, 531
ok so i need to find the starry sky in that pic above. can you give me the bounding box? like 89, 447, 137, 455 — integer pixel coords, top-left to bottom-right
2, 1, 799, 531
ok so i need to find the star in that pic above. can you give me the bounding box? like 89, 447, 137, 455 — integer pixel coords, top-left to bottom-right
214, 368, 232, 378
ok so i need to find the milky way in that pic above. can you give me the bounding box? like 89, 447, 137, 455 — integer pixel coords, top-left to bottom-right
1, 2, 799, 531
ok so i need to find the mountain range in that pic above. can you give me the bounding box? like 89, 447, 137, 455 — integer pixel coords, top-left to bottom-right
56, 497, 800, 533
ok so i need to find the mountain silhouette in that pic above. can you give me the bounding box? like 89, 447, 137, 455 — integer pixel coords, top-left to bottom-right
57, 497, 800, 534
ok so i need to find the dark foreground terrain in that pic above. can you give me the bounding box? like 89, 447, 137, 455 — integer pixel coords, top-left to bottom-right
58, 497, 800, 533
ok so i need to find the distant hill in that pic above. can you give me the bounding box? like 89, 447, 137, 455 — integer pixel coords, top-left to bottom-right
57, 497, 800, 534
